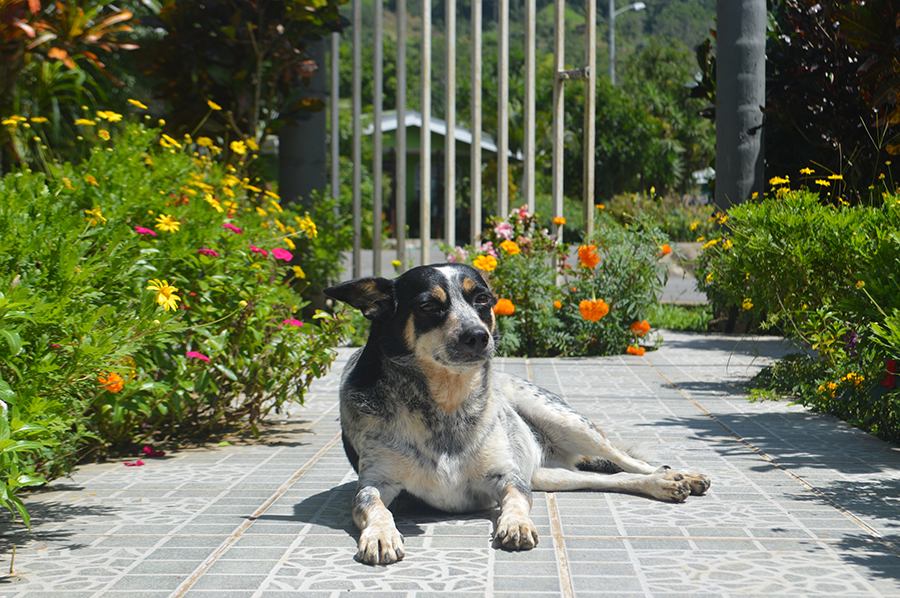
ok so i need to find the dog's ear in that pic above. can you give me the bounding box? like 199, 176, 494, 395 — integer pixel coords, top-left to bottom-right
324, 277, 395, 321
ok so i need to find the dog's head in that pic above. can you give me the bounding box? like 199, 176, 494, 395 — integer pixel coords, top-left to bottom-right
324, 263, 498, 367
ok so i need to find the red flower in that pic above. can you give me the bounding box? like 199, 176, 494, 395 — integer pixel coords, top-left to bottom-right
186, 350, 210, 362
197, 248, 219, 257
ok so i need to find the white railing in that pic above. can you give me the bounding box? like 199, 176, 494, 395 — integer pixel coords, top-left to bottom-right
335, 0, 598, 277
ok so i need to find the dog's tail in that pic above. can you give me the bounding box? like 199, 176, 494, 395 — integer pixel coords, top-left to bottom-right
575, 441, 657, 474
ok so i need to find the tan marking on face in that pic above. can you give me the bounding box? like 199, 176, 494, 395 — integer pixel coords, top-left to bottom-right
404, 314, 416, 349
414, 355, 484, 415
430, 286, 447, 302
462, 277, 477, 293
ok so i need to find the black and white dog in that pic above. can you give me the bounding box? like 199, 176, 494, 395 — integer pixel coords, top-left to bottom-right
324, 263, 709, 565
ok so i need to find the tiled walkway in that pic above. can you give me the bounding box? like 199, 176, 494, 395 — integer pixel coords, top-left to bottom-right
2, 331, 899, 597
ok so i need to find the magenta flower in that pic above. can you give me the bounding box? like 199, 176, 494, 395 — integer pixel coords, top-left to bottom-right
124, 460, 145, 467
197, 248, 219, 257
222, 222, 243, 234
142, 446, 166, 458
281, 318, 304, 328
135, 226, 157, 237
250, 244, 269, 257
271, 247, 293, 261
186, 350, 210, 362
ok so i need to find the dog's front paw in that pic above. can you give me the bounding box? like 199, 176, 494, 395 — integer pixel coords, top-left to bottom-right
682, 472, 711, 495
645, 467, 690, 503
357, 525, 405, 565
495, 514, 539, 550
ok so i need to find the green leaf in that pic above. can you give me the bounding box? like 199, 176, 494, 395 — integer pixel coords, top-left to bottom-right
0, 329, 23, 356
214, 364, 238, 381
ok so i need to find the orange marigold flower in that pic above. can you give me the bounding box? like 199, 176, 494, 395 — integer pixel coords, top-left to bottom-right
553, 300, 562, 309
579, 299, 609, 322
553, 216, 566, 226
494, 298, 515, 316
98, 372, 124, 393
626, 345, 646, 356
500, 240, 521, 255
578, 244, 601, 269
630, 320, 651, 336
659, 243, 672, 256
473, 254, 498, 271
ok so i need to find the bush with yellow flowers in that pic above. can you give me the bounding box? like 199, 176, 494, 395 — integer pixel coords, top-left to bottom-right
0, 107, 349, 526
444, 206, 670, 357
697, 174, 900, 443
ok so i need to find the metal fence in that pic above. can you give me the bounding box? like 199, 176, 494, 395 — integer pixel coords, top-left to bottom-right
333, 0, 598, 277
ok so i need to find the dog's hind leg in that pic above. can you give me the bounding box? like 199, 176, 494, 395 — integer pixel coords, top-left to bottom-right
532, 467, 692, 503
506, 382, 710, 496
352, 482, 405, 565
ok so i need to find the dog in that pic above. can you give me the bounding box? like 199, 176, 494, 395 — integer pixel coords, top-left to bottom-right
324, 263, 710, 566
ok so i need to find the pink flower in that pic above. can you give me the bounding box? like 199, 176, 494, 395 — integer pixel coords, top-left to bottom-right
281, 318, 304, 328
516, 204, 531, 222
197, 248, 219, 257
135, 226, 157, 237
250, 244, 269, 257
494, 221, 513, 241
186, 350, 210, 362
271, 247, 292, 261
142, 446, 166, 458
124, 460, 145, 467
478, 241, 497, 258
222, 222, 243, 234
446, 246, 468, 263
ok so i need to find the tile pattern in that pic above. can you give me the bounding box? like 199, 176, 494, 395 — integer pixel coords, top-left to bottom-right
2, 332, 899, 597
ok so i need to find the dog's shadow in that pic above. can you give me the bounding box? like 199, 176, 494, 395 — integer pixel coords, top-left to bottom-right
280, 481, 499, 540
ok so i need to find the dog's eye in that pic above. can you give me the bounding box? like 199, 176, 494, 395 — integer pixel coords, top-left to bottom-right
419, 301, 439, 312
474, 293, 491, 305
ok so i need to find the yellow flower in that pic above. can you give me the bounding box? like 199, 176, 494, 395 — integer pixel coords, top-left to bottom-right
230, 140, 247, 155
197, 137, 214, 148
815, 179, 831, 187
147, 279, 181, 312
207, 100, 222, 111
769, 176, 790, 186
74, 118, 96, 126
30, 116, 49, 123
855, 280, 865, 289
128, 99, 149, 110
689, 221, 699, 231
702, 238, 720, 250
742, 297, 753, 311
842, 372, 864, 387
473, 254, 498, 271
203, 194, 223, 213
96, 110, 122, 122
84, 208, 106, 226
500, 240, 521, 255
268, 199, 283, 213
297, 215, 317, 238
160, 134, 182, 149
717, 213, 728, 224
292, 265, 306, 279
283, 237, 296, 250
265, 190, 280, 200
62, 177, 74, 190
721, 239, 733, 250
391, 259, 402, 268
799, 167, 815, 175
84, 174, 99, 187
827, 173, 843, 180
98, 129, 110, 141
246, 138, 259, 151
705, 272, 714, 284
255, 206, 268, 217
154, 213, 181, 233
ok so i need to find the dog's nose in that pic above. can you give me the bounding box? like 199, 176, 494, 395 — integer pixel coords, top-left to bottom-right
460, 328, 490, 351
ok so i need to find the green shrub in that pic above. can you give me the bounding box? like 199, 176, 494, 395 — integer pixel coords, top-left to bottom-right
0, 110, 348, 525
698, 183, 900, 442
445, 206, 669, 357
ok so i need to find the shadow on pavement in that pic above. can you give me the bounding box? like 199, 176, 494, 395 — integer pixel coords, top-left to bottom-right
0, 498, 111, 553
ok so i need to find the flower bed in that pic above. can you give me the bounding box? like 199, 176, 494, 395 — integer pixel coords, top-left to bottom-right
0, 108, 348, 525
446, 206, 671, 357
698, 178, 900, 443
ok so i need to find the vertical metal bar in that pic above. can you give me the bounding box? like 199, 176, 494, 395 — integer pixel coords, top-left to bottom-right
497, 0, 509, 218
396, 0, 407, 271
608, 0, 615, 85
421, 0, 432, 266
373, 0, 383, 276
523, 0, 536, 213
444, 0, 456, 248
330, 32, 340, 205
551, 0, 565, 232
470, 0, 482, 243
583, 0, 596, 239
352, 0, 362, 278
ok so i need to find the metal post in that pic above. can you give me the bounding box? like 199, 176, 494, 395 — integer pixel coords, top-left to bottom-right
498, 0, 509, 218
421, 0, 432, 266
583, 0, 596, 239
444, 0, 456, 248
373, 0, 384, 276
330, 32, 340, 205
524, 0, 536, 213
396, 0, 407, 271
608, 0, 615, 84
470, 0, 482, 243
352, 0, 362, 278
552, 0, 565, 230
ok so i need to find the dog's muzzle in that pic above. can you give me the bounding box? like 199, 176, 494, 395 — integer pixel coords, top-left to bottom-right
450, 326, 492, 362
